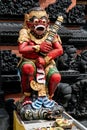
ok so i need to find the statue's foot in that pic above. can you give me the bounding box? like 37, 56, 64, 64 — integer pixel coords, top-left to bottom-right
32, 97, 43, 109
32, 96, 55, 109
42, 96, 54, 108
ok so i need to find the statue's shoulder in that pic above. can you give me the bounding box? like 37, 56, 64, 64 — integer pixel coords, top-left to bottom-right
18, 28, 30, 43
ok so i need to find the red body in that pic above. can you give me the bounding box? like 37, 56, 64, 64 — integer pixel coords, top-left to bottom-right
19, 37, 63, 97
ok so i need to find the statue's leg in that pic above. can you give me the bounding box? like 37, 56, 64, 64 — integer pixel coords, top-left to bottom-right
46, 66, 61, 99
48, 73, 61, 99
20, 62, 36, 106
42, 67, 61, 108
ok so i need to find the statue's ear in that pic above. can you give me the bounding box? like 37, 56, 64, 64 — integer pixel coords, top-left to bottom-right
24, 13, 30, 21
23, 14, 30, 28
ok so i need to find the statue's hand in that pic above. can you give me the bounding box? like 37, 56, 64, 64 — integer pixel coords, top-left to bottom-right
39, 0, 56, 9
36, 57, 46, 67
40, 41, 52, 53
66, 0, 76, 13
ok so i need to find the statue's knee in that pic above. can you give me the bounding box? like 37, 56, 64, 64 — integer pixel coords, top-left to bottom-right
22, 64, 35, 75
51, 73, 61, 83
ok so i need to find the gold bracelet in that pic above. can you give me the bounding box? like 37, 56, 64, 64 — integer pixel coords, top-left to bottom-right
44, 56, 51, 64
33, 45, 40, 52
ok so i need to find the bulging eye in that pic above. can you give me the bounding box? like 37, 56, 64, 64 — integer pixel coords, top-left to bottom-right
34, 18, 39, 23
42, 19, 47, 24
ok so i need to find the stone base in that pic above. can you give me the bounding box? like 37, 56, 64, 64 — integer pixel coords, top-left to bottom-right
16, 101, 64, 120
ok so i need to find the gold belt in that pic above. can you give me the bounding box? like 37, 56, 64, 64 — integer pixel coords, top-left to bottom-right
17, 57, 36, 67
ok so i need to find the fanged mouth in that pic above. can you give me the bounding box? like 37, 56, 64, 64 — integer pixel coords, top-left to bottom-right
35, 25, 45, 31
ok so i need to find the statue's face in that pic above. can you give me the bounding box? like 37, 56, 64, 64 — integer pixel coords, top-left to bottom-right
26, 10, 49, 35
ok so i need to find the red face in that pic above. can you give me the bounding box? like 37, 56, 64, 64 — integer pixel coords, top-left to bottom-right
26, 16, 49, 35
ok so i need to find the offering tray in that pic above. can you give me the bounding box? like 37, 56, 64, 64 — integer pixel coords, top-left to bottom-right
18, 111, 87, 130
